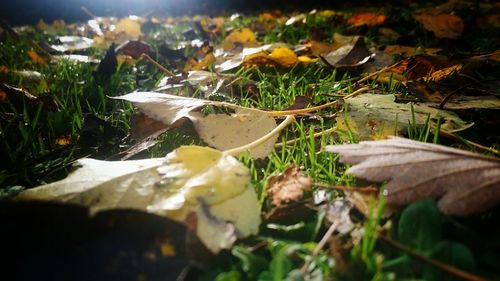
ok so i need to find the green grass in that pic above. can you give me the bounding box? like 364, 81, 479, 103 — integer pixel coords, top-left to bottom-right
1, 6, 499, 281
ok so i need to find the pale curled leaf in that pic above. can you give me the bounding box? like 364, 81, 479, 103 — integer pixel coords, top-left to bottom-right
17, 146, 261, 253
267, 164, 312, 206
114, 92, 278, 158
325, 137, 500, 216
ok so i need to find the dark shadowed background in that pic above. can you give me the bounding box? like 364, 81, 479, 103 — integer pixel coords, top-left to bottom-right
0, 0, 384, 25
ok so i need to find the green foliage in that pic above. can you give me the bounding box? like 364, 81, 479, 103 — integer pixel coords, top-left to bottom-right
398, 199, 442, 251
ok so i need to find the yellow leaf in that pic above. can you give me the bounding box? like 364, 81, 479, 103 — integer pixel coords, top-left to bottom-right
317, 10, 337, 17
18, 146, 261, 253
242, 51, 275, 68
298, 55, 317, 64
221, 28, 257, 50
115, 18, 142, 39
184, 53, 216, 71
200, 17, 225, 34
269, 47, 298, 67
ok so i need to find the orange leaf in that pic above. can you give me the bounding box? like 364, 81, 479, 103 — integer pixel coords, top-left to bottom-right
347, 12, 386, 27
54, 135, 71, 146
414, 14, 464, 39
27, 50, 46, 65
0, 89, 7, 103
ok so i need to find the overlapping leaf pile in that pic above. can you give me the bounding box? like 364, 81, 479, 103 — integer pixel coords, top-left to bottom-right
1, 0, 500, 280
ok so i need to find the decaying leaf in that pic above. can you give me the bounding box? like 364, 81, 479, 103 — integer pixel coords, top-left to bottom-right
17, 145, 261, 253
322, 38, 373, 68
114, 92, 278, 158
414, 13, 464, 39
335, 94, 470, 140
326, 137, 500, 216
267, 164, 312, 206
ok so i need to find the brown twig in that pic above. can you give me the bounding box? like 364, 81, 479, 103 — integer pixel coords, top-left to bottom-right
314, 183, 379, 194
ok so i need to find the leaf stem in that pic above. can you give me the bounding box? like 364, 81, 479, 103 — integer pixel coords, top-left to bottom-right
269, 87, 370, 117
223, 115, 296, 156
140, 53, 175, 76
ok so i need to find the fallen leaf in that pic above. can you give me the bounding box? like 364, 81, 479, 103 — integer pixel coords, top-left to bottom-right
184, 52, 216, 71
131, 112, 170, 141
325, 137, 500, 216
424, 64, 462, 82
50, 36, 94, 52
51, 54, 100, 63
221, 28, 258, 50
115, 17, 142, 39
17, 145, 261, 253
414, 13, 464, 39
335, 94, 470, 140
322, 38, 373, 68
377, 28, 401, 42
116, 40, 153, 59
269, 47, 299, 67
267, 164, 312, 206
347, 12, 386, 27
383, 45, 441, 57
284, 96, 311, 110
54, 135, 72, 146
114, 92, 278, 159
423, 95, 500, 110
0, 83, 57, 112
200, 17, 225, 34
285, 14, 306, 26
184, 42, 216, 71
27, 50, 46, 64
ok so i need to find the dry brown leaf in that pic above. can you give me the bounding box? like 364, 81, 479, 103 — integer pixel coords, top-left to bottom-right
326, 137, 500, 216
414, 13, 464, 39
267, 164, 312, 206
383, 45, 442, 57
